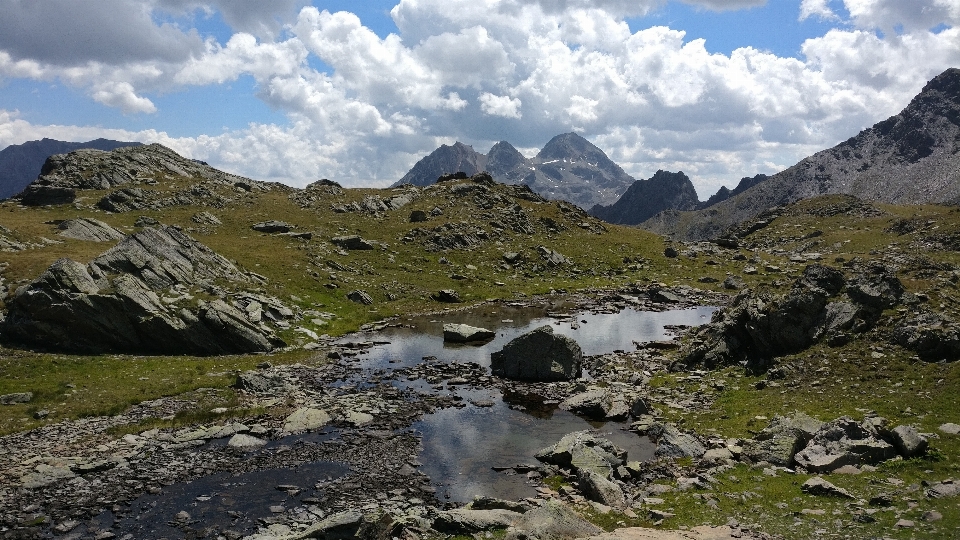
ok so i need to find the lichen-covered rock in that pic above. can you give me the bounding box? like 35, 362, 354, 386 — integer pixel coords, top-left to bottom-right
491, 325, 582, 381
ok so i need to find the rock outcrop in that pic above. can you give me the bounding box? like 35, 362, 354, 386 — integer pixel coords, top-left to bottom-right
0, 225, 284, 354
490, 325, 582, 381
56, 218, 125, 242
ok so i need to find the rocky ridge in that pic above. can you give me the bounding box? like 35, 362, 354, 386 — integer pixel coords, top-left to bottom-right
589, 170, 700, 226
643, 67, 960, 241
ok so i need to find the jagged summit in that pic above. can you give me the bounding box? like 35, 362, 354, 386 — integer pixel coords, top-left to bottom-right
394, 132, 637, 209
643, 67, 960, 241
589, 170, 699, 225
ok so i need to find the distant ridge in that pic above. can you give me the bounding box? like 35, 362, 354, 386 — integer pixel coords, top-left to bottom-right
643, 67, 960, 241
589, 170, 699, 225
393, 133, 638, 209
0, 138, 142, 199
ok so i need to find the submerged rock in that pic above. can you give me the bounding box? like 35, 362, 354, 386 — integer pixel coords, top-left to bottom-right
491, 325, 582, 381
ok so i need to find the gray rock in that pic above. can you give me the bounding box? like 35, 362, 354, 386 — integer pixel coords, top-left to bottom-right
235, 371, 291, 394
794, 416, 897, 472
432, 289, 462, 303
192, 212, 222, 226
535, 431, 626, 478
286, 510, 363, 540
19, 185, 76, 206
21, 465, 76, 489
648, 422, 706, 459
801, 477, 855, 499
893, 311, 960, 361
433, 509, 522, 533
578, 470, 626, 508
537, 246, 570, 266
0, 392, 33, 405
331, 235, 374, 250
491, 325, 582, 381
227, 434, 266, 448
742, 413, 823, 466
651, 289, 681, 303
559, 389, 641, 421
939, 423, 960, 435
890, 425, 928, 457
57, 218, 126, 241
443, 323, 495, 343
926, 480, 960, 498
346, 290, 374, 305
466, 497, 530, 513
283, 408, 331, 433
409, 210, 429, 222
505, 500, 602, 540
252, 221, 293, 233
722, 276, 745, 290
1, 226, 284, 354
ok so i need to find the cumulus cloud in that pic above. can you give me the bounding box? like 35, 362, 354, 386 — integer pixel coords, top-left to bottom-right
480, 93, 523, 118
0, 0, 959, 197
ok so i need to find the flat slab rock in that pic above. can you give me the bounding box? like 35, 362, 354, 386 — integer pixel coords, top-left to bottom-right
443, 323, 495, 343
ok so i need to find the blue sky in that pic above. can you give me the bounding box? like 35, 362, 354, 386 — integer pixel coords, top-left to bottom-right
0, 0, 958, 197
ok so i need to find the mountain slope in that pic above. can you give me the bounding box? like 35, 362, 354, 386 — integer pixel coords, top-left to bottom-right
643, 67, 960, 241
0, 138, 141, 199
393, 133, 637, 209
589, 170, 699, 225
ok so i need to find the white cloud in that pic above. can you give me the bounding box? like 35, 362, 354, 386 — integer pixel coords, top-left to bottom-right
480, 93, 523, 118
799, 0, 840, 21
0, 0, 959, 199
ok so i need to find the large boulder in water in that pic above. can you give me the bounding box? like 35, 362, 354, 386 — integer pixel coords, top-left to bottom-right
490, 325, 582, 381
0, 225, 284, 355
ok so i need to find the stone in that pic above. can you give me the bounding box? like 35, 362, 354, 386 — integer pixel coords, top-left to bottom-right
235, 371, 291, 394
1, 226, 285, 355
443, 323, 495, 343
432, 289, 462, 303
701, 447, 734, 465
347, 290, 374, 305
491, 325, 583, 381
651, 289, 681, 303
467, 497, 530, 513
19, 185, 77, 206
926, 480, 960, 498
801, 477, 855, 499
890, 425, 928, 457
285, 510, 363, 540
504, 500, 602, 540
583, 526, 742, 540
722, 276, 745, 290
663, 247, 679, 258
537, 246, 570, 266
283, 408, 331, 433
559, 389, 641, 421
578, 470, 626, 508
57, 218, 126, 241
192, 211, 222, 226
433, 509, 522, 533
252, 221, 293, 233
409, 210, 429, 222
923, 510, 943, 521
536, 431, 626, 478
794, 416, 897, 472
648, 422, 706, 459
331, 235, 375, 250
0, 392, 33, 405
940, 423, 960, 435
21, 465, 77, 489
227, 434, 266, 448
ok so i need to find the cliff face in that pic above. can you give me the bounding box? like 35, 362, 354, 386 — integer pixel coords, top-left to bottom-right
642, 67, 960, 241
589, 170, 700, 225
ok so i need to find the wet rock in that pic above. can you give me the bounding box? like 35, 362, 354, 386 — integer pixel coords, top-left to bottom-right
252, 221, 294, 233
504, 500, 602, 540
433, 509, 522, 534
0, 392, 33, 405
57, 218, 126, 241
648, 422, 706, 459
432, 289, 462, 303
491, 325, 583, 381
443, 323, 495, 343
283, 408, 331, 434
228, 434, 267, 448
536, 431, 627, 478
331, 235, 375, 250
347, 290, 374, 305
802, 477, 855, 499
890, 425, 928, 457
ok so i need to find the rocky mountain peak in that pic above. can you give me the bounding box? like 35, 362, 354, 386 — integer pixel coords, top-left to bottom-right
395, 141, 487, 187
537, 132, 607, 163
486, 141, 527, 175
589, 170, 699, 225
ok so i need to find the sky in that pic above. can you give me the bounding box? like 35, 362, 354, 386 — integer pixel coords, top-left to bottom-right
0, 0, 958, 199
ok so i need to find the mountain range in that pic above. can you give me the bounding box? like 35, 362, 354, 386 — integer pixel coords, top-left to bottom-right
642, 67, 960, 241
393, 133, 640, 209
0, 138, 141, 199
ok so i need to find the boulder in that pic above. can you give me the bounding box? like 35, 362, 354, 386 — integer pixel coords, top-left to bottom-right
647, 423, 706, 459
252, 221, 293, 233
926, 480, 960, 498
433, 509, 521, 534
491, 325, 582, 381
0, 392, 33, 405
722, 276, 745, 290
57, 218, 125, 241
347, 290, 374, 305
0, 226, 284, 355
433, 289, 462, 303
560, 389, 644, 421
192, 211, 222, 226
283, 408, 331, 433
741, 413, 823, 466
890, 425, 928, 458
286, 510, 363, 540
794, 417, 897, 472
331, 235, 375, 250
443, 323, 495, 343
578, 470, 626, 508
409, 210, 429, 222
535, 431, 627, 478
19, 185, 76, 206
801, 477, 855, 499
504, 500, 602, 540
893, 312, 960, 361
227, 434, 266, 448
